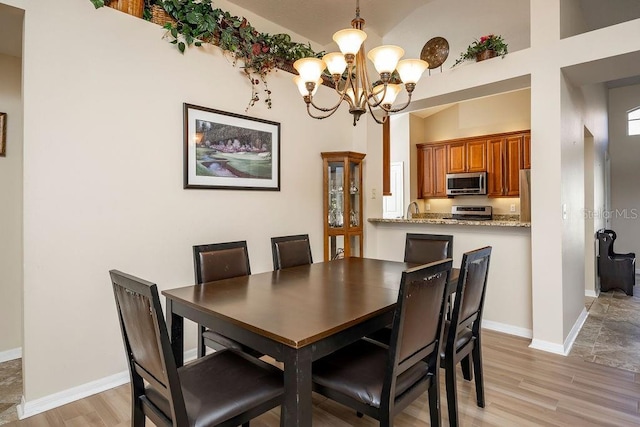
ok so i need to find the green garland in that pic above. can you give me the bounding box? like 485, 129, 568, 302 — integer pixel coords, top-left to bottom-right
89, 0, 323, 111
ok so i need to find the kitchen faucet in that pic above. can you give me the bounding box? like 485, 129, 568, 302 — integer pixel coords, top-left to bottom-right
406, 201, 420, 219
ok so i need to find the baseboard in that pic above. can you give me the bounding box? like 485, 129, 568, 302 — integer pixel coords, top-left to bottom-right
563, 308, 589, 354
585, 289, 598, 298
529, 308, 588, 356
529, 339, 566, 355
18, 348, 198, 420
482, 320, 532, 339
0, 347, 21, 363
17, 370, 130, 420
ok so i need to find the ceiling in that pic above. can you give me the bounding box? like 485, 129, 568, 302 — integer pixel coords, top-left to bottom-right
226, 0, 429, 46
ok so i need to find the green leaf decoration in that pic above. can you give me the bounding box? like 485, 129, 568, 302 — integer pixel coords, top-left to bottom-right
89, 0, 324, 111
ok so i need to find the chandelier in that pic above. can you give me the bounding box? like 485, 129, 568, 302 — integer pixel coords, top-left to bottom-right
292, 0, 429, 126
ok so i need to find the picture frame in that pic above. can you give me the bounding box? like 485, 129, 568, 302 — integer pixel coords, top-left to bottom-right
0, 112, 6, 157
183, 103, 280, 191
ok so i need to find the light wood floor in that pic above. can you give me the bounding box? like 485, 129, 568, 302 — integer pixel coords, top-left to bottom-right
7, 330, 640, 426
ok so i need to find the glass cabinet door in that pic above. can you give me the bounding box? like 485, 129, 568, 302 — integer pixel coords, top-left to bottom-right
328, 161, 344, 229
348, 160, 360, 228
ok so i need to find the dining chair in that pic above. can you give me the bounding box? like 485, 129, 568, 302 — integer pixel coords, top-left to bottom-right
442, 246, 492, 427
365, 232, 454, 345
270, 234, 313, 270
404, 233, 453, 264
109, 270, 284, 427
193, 241, 261, 358
312, 258, 453, 427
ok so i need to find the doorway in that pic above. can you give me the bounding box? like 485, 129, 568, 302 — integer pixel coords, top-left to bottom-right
383, 161, 404, 218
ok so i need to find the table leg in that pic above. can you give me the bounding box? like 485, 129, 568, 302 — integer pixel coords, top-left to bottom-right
281, 347, 313, 427
165, 299, 184, 367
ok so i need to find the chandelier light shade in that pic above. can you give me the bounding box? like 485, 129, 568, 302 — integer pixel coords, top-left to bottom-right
292, 0, 429, 125
367, 45, 404, 74
332, 29, 367, 56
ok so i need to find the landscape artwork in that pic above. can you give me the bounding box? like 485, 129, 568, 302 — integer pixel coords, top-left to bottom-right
0, 112, 6, 157
184, 104, 280, 190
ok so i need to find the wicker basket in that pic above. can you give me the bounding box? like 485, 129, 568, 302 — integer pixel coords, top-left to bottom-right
107, 0, 144, 18
150, 4, 177, 27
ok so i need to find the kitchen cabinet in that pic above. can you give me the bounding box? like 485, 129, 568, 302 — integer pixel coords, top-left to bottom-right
523, 134, 531, 169
487, 133, 529, 197
321, 151, 365, 261
417, 144, 447, 198
447, 139, 486, 173
419, 130, 530, 199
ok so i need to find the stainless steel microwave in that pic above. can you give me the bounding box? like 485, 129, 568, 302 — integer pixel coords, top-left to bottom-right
446, 172, 487, 196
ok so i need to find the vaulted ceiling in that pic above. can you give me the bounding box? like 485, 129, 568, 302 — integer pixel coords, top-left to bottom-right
226, 0, 430, 46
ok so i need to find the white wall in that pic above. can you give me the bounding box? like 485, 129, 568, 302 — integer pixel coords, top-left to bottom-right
385, 0, 530, 70
560, 75, 588, 338
19, 0, 352, 402
0, 53, 23, 357
609, 84, 640, 255
582, 84, 609, 295
560, 0, 587, 39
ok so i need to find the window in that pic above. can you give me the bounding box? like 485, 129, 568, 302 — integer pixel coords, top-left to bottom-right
629, 107, 640, 136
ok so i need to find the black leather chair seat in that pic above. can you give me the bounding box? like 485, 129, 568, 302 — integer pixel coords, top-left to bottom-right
201, 330, 263, 358
146, 349, 283, 427
440, 321, 473, 358
367, 321, 474, 360
313, 339, 429, 408
201, 330, 244, 351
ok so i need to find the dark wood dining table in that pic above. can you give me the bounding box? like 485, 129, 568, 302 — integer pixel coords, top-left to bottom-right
162, 257, 459, 427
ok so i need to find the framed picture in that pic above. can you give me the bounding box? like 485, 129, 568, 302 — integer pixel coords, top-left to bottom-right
0, 112, 6, 157
183, 103, 280, 190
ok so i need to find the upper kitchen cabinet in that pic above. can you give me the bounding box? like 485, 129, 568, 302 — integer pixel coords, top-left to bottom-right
487, 131, 530, 197
418, 130, 530, 199
447, 139, 487, 173
523, 134, 531, 169
417, 144, 447, 198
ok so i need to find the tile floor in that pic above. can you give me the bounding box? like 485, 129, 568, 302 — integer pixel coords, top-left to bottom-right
0, 359, 21, 425
1, 284, 639, 426
569, 283, 640, 372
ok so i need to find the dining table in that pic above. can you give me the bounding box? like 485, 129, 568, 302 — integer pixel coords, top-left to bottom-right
162, 257, 459, 427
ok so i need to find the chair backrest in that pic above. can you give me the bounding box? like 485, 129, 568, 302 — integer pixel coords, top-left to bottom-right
193, 240, 251, 284
382, 258, 452, 410
449, 247, 492, 339
404, 233, 453, 265
110, 270, 188, 425
597, 229, 617, 257
271, 234, 313, 270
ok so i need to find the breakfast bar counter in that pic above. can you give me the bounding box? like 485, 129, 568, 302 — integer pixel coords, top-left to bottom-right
368, 217, 530, 228
365, 217, 532, 339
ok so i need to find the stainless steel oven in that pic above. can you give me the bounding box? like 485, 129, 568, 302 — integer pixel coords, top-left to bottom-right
445, 172, 487, 196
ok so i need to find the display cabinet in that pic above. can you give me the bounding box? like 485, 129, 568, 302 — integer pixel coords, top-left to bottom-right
321, 151, 366, 261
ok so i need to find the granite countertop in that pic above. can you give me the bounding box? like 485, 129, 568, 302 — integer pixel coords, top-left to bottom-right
368, 213, 531, 228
